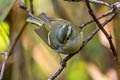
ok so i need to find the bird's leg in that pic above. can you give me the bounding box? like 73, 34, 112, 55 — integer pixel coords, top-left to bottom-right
58, 53, 66, 67
57, 53, 63, 62
52, 48, 66, 66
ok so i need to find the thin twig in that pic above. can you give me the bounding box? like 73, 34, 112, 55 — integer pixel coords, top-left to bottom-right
85, 13, 117, 43
85, 0, 119, 65
0, 1, 31, 80
0, 0, 34, 79
19, 0, 33, 17
87, 0, 113, 8
0, 52, 8, 80
0, 22, 28, 80
30, 0, 34, 14
48, 11, 118, 80
8, 22, 28, 56
19, 0, 42, 22
0, 0, 117, 80
48, 65, 65, 80
18, 0, 119, 79
64, 0, 113, 8
80, 9, 114, 29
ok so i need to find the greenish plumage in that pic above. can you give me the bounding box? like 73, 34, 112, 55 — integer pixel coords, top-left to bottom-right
26, 13, 83, 54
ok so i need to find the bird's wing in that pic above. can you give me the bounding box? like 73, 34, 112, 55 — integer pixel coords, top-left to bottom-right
37, 12, 56, 29
26, 16, 49, 45
34, 26, 49, 46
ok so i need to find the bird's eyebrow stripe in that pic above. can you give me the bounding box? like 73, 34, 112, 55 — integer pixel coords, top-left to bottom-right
48, 32, 51, 45
66, 25, 72, 38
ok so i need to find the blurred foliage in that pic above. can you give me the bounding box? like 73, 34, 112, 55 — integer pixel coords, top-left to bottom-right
114, 14, 120, 57
0, 0, 16, 22
66, 60, 92, 80
0, 22, 10, 51
0, 0, 120, 80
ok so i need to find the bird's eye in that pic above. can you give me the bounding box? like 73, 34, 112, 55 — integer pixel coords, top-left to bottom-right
56, 24, 72, 43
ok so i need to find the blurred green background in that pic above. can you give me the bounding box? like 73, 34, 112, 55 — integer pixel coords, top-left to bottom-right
0, 0, 120, 80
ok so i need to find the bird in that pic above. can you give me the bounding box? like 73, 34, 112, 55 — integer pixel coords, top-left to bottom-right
26, 12, 83, 55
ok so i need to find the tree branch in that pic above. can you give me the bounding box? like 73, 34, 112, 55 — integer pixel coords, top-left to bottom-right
64, 0, 113, 8
30, 0, 34, 14
19, 0, 34, 17
48, 8, 118, 80
85, 0, 119, 66
79, 9, 114, 29
0, 0, 35, 79
0, 22, 28, 80
0, 0, 119, 80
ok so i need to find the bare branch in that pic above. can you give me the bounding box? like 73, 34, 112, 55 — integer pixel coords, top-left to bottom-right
0, 0, 118, 80
0, 0, 35, 79
80, 9, 114, 29
30, 0, 34, 14
0, 52, 8, 80
48, 11, 118, 80
85, 0, 119, 66
85, 13, 116, 43
64, 0, 113, 8
48, 65, 65, 80
79, 9, 114, 29
19, 0, 33, 17
87, 0, 113, 8
0, 22, 28, 80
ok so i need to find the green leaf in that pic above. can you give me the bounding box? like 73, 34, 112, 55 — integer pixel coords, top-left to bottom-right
0, 0, 16, 22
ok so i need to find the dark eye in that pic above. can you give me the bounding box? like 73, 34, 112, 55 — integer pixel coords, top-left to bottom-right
56, 24, 72, 43
66, 36, 70, 41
